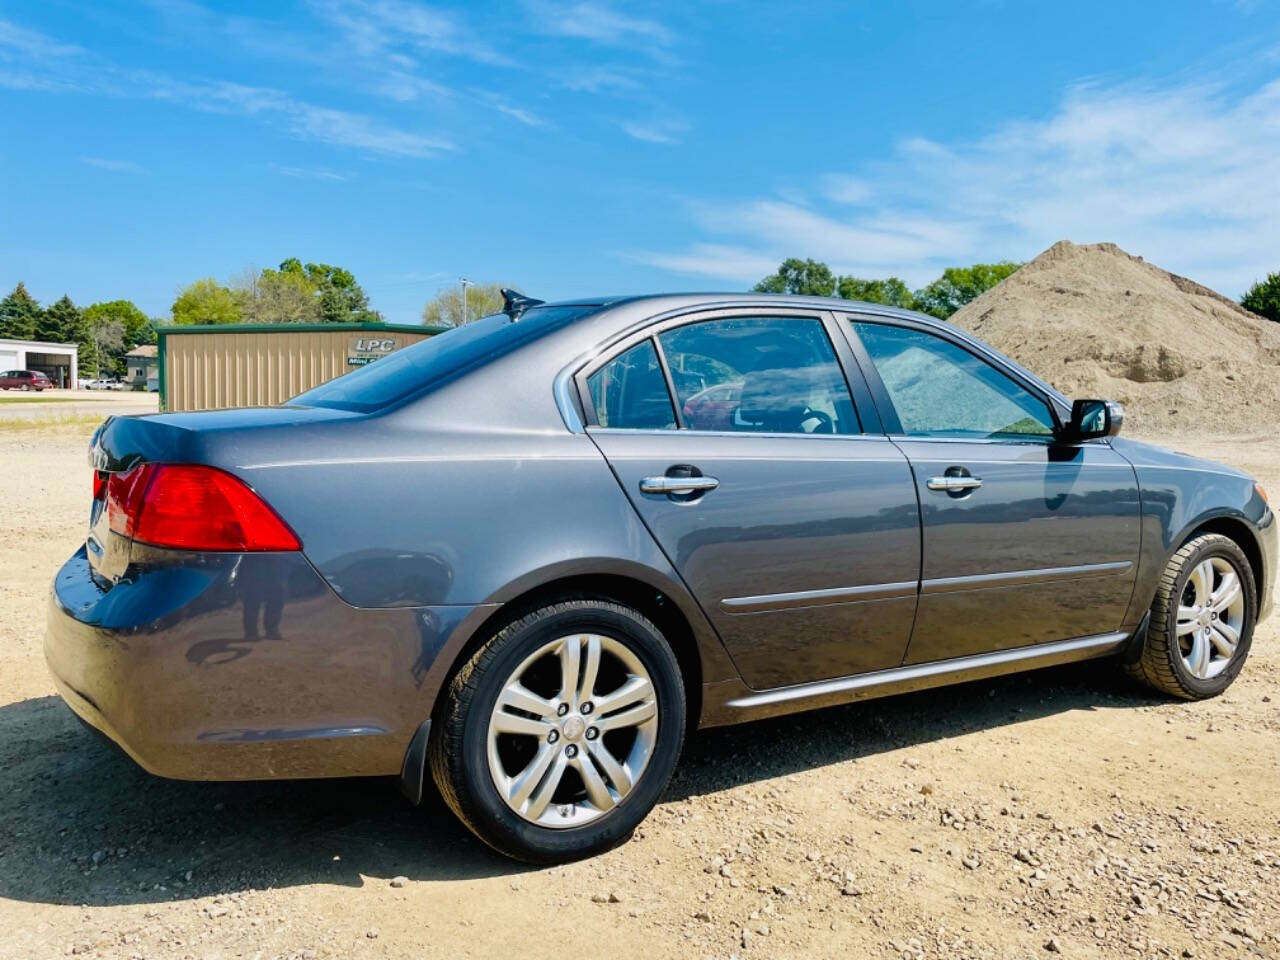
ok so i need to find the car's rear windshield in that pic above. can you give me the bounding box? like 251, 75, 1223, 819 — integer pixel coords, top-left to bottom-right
288, 305, 600, 413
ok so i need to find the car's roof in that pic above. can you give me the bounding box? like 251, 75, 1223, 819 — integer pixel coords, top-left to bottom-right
542, 291, 927, 323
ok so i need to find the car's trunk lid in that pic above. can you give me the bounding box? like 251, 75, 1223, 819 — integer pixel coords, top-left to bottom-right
86, 405, 359, 583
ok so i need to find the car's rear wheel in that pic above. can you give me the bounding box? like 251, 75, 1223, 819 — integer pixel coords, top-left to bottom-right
429, 599, 685, 863
1126, 534, 1256, 699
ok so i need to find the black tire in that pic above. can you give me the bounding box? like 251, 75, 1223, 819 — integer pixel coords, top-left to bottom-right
429, 599, 685, 863
1125, 534, 1256, 700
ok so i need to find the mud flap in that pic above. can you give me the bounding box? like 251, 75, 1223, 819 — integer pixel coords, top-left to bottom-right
1118, 611, 1153, 666
398, 719, 431, 806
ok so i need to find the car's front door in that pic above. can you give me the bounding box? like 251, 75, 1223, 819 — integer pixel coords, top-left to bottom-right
844, 317, 1142, 665
581, 311, 922, 690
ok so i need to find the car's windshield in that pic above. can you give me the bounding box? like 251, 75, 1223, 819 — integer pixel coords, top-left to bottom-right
289, 305, 600, 413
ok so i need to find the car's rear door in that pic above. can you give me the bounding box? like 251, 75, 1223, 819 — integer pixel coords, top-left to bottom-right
842, 315, 1141, 665
581, 308, 921, 690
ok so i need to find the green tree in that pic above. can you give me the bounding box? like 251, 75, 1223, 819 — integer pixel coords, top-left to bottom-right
836, 275, 917, 309
914, 261, 1021, 319
422, 282, 508, 327
38, 295, 93, 373
279, 258, 381, 323
1241, 272, 1280, 323
84, 299, 151, 376
753, 258, 837, 297
87, 317, 124, 378
172, 279, 244, 325
0, 282, 41, 340
239, 265, 321, 324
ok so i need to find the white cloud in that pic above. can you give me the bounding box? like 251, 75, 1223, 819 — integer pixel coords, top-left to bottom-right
629, 244, 780, 285
268, 163, 350, 182
0, 18, 89, 91
821, 174, 873, 206
290, 104, 454, 157
0, 18, 84, 59
637, 75, 1280, 296
314, 0, 512, 67
621, 116, 686, 144
494, 103, 545, 127
374, 69, 451, 103
527, 2, 674, 46
80, 157, 148, 174
0, 28, 456, 162
555, 65, 642, 92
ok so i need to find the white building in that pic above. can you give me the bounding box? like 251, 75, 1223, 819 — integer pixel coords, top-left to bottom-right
0, 338, 79, 388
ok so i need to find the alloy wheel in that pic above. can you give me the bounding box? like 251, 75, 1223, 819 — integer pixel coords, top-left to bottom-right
486, 633, 658, 828
1176, 556, 1246, 680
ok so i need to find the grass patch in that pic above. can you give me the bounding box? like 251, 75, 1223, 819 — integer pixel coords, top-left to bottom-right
0, 394, 92, 404
0, 414, 108, 432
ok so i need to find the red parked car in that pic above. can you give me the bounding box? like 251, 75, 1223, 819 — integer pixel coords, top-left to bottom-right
681, 380, 743, 431
0, 370, 52, 391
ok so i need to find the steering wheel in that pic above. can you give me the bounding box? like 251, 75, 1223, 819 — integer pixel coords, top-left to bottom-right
797, 409, 835, 434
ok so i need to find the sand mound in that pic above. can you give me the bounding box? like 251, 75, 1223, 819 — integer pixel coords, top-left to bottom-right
950, 241, 1280, 436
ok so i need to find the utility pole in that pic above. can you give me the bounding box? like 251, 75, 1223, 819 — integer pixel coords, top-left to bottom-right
459, 277, 474, 324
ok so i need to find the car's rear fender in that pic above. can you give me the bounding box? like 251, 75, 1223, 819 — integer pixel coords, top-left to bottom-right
233, 427, 742, 685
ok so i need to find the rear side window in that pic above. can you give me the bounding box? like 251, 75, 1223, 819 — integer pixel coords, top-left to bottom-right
289, 305, 598, 413
586, 340, 676, 430
658, 316, 858, 434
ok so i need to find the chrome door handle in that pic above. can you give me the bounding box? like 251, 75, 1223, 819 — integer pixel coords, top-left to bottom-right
926, 476, 983, 492
640, 476, 720, 495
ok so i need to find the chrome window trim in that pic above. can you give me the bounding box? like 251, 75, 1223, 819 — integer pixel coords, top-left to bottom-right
553, 365, 586, 432
565, 306, 875, 437
584, 426, 894, 443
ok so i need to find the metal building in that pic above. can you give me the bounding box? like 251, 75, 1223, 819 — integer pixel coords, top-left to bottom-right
157, 322, 445, 412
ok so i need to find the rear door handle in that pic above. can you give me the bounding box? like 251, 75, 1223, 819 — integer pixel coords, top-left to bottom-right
926, 476, 983, 492
640, 476, 720, 495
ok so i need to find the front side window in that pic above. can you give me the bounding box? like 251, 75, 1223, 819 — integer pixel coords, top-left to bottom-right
853, 322, 1055, 439
657, 317, 858, 435
586, 339, 676, 430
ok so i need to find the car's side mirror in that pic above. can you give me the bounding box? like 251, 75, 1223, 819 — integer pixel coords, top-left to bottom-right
1062, 398, 1124, 442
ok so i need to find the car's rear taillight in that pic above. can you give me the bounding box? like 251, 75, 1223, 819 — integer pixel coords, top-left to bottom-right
103, 463, 301, 552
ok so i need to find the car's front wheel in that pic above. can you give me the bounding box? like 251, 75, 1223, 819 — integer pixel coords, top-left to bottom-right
1126, 533, 1256, 699
429, 599, 686, 863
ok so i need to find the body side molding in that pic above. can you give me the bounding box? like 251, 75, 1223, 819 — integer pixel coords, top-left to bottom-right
920, 560, 1133, 595
720, 580, 917, 614
700, 630, 1130, 725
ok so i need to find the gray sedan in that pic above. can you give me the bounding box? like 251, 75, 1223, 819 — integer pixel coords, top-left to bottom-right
46, 292, 1275, 863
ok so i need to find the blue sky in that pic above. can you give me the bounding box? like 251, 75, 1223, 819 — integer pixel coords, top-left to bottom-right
2, 1, 1279, 324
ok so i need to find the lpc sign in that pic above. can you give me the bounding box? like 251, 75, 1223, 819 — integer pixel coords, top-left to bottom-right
347, 336, 400, 367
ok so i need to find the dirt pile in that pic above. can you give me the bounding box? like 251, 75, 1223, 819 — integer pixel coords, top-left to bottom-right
951, 241, 1280, 435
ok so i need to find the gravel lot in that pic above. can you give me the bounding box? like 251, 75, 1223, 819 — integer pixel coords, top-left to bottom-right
1, 417, 1277, 960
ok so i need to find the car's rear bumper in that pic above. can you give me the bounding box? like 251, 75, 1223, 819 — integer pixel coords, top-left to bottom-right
45, 546, 493, 781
